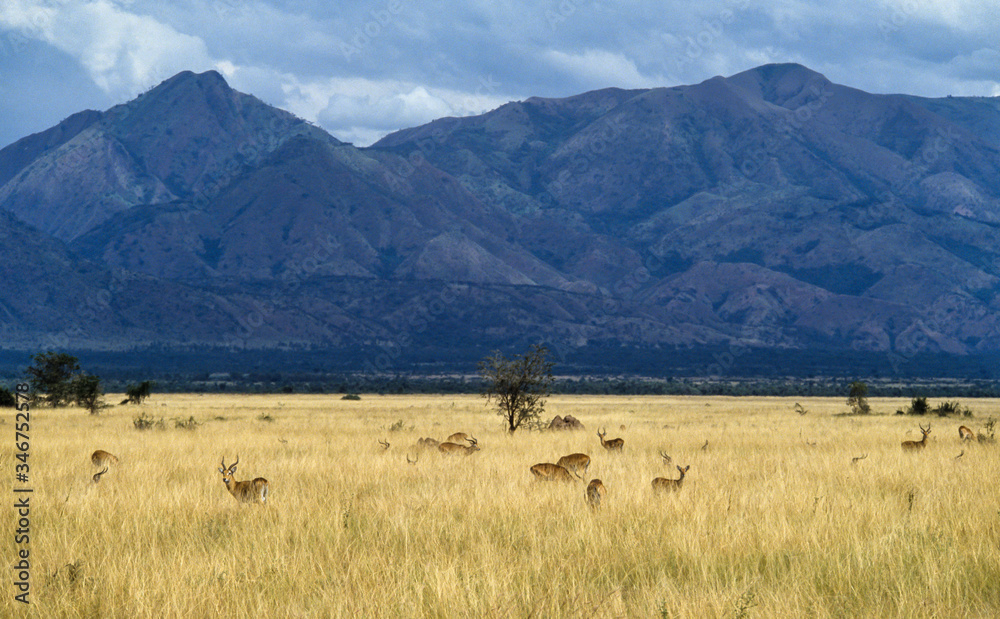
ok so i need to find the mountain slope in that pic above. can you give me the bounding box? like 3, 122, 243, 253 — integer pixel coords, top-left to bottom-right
3, 65, 1000, 373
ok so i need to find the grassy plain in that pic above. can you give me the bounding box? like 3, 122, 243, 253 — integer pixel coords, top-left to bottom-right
3, 393, 999, 618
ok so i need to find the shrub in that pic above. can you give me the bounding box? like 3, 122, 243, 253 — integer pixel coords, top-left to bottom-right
133, 411, 165, 431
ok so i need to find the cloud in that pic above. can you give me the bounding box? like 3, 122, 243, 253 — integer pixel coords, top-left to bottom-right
0, 0, 217, 99
541, 49, 664, 90
1, 0, 998, 150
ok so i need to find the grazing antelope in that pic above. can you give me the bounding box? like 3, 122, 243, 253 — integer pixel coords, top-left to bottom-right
586, 479, 606, 509
901, 424, 931, 450
529, 463, 576, 482
959, 426, 974, 442
219, 456, 269, 504
92, 467, 108, 484
378, 438, 390, 450
445, 432, 469, 444
556, 453, 591, 479
597, 428, 624, 452
652, 465, 690, 492
91, 450, 119, 467
438, 437, 480, 456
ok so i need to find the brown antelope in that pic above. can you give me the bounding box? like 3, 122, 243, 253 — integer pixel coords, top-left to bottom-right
438, 437, 480, 456
597, 428, 624, 452
586, 479, 606, 509
529, 463, 576, 482
556, 453, 591, 479
92, 467, 108, 484
901, 424, 931, 450
445, 432, 469, 444
652, 465, 690, 492
219, 456, 269, 504
958, 425, 974, 442
91, 450, 119, 467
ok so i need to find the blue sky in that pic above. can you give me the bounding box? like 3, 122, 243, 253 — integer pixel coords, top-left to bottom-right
1, 0, 997, 149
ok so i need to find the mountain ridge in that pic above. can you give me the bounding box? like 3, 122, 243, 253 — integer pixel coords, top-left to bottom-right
3, 64, 1000, 375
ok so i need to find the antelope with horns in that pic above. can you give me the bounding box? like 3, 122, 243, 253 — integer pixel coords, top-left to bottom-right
901, 424, 931, 450
91, 450, 119, 467
597, 427, 624, 452
556, 453, 591, 479
92, 467, 108, 484
652, 465, 690, 492
586, 479, 606, 509
219, 455, 269, 504
438, 436, 480, 456
529, 463, 576, 482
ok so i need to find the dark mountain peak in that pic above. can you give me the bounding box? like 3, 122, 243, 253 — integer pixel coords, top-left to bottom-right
725, 63, 833, 108
154, 69, 231, 94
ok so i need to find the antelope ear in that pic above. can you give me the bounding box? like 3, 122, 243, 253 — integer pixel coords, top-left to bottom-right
218, 467, 225, 474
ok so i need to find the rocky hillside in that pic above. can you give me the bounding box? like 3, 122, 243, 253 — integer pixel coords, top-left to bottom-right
2, 65, 1000, 375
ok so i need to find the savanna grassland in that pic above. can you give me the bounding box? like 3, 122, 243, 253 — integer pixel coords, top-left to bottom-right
3, 394, 1000, 618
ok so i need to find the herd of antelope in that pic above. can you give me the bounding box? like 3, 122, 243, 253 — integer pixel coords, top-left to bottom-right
83, 416, 981, 509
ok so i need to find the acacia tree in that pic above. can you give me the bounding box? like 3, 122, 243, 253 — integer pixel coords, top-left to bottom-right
847, 381, 871, 414
479, 344, 554, 433
72, 374, 105, 415
24, 352, 81, 407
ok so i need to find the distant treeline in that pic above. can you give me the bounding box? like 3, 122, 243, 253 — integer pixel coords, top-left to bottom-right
2, 346, 1000, 398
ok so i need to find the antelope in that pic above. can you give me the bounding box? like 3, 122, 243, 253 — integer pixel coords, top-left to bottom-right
958, 426, 974, 442
91, 450, 119, 467
529, 463, 576, 482
902, 424, 931, 450
659, 451, 672, 465
556, 453, 591, 479
438, 437, 479, 456
652, 464, 690, 492
586, 479, 606, 509
597, 428, 624, 452
378, 438, 390, 450
445, 432, 469, 444
92, 467, 108, 484
218, 456, 269, 504
406, 453, 419, 465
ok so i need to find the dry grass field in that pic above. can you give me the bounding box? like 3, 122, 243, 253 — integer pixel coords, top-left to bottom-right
4, 393, 1000, 618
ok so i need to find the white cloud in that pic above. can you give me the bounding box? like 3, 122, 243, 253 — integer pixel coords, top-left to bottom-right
0, 0, 218, 98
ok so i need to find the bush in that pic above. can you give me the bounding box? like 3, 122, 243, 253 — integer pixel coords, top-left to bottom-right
0, 387, 15, 408
133, 411, 165, 431
173, 416, 200, 430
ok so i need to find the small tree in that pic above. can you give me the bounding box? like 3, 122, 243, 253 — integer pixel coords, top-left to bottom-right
25, 352, 81, 407
0, 386, 15, 408
479, 344, 554, 433
123, 380, 155, 405
72, 374, 105, 415
847, 381, 870, 414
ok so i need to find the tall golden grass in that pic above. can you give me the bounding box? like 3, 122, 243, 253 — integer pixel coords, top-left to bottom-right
4, 394, 999, 617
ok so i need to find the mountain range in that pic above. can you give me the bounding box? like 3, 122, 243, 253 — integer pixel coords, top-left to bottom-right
3, 63, 1000, 377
